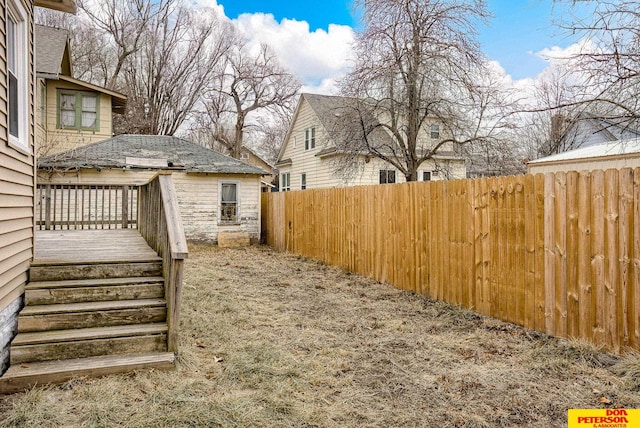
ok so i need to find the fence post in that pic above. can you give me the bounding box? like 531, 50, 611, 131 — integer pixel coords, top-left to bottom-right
44, 185, 52, 230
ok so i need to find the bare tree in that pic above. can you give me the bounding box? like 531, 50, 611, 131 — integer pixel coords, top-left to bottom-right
200, 42, 301, 158
117, 5, 234, 135
336, 0, 509, 182
35, 7, 112, 84
78, 0, 174, 88
554, 0, 640, 129
253, 108, 292, 165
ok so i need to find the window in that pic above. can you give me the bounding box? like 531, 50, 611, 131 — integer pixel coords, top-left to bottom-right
38, 82, 46, 127
58, 90, 99, 130
280, 172, 291, 191
7, 1, 28, 151
379, 169, 396, 184
423, 171, 432, 181
301, 173, 307, 190
240, 151, 249, 160
304, 127, 315, 150
219, 182, 238, 223
430, 124, 440, 139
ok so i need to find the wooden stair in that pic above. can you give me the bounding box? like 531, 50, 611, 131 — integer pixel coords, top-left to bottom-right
0, 255, 175, 394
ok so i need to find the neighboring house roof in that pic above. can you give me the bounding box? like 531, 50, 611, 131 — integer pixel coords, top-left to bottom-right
35, 25, 127, 113
35, 25, 72, 77
39, 134, 267, 175
241, 145, 274, 168
278, 93, 394, 163
529, 138, 640, 166
552, 114, 640, 152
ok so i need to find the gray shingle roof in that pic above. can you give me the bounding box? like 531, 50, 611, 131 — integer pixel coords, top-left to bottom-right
301, 93, 395, 147
38, 135, 267, 175
35, 25, 69, 75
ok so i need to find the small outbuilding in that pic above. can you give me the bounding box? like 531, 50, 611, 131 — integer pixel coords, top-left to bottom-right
38, 134, 267, 244
527, 138, 640, 174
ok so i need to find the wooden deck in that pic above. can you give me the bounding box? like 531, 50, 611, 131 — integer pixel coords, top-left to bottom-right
35, 229, 161, 264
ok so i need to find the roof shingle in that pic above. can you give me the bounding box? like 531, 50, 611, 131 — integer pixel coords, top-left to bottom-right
38, 135, 267, 175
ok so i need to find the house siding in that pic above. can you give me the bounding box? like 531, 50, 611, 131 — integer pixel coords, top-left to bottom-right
36, 169, 262, 244
0, 0, 36, 376
173, 173, 261, 244
38, 79, 114, 156
280, 97, 466, 190
528, 156, 640, 174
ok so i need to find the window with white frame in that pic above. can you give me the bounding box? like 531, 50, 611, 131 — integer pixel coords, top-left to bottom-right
430, 124, 440, 139
301, 173, 307, 190
280, 172, 291, 191
379, 169, 396, 184
240, 151, 249, 160
219, 182, 238, 223
7, 1, 28, 151
304, 127, 315, 150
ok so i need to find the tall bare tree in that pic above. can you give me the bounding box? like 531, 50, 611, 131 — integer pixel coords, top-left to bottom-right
117, 5, 234, 135
200, 42, 301, 158
336, 0, 509, 181
554, 0, 640, 129
78, 0, 174, 88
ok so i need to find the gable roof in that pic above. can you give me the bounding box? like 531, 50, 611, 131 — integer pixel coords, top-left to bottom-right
35, 25, 72, 77
277, 93, 394, 162
38, 134, 267, 175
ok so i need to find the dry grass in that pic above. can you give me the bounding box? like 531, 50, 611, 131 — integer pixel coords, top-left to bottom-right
1, 244, 639, 427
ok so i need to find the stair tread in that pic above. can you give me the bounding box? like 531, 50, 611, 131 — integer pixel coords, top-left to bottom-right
13, 323, 168, 346
26, 276, 165, 290
21, 299, 167, 316
0, 352, 175, 394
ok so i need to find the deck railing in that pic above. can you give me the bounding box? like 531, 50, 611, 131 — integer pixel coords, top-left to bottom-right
36, 184, 137, 230
138, 172, 188, 353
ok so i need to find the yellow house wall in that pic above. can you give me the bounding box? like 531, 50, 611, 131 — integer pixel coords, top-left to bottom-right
38, 79, 114, 156
0, 0, 39, 374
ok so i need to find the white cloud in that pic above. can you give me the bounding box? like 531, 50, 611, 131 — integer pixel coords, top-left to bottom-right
233, 13, 355, 94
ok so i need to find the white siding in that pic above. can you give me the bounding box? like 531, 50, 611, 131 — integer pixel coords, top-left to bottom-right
280, 96, 466, 190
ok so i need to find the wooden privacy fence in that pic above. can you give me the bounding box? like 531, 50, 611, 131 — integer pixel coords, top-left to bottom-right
261, 169, 640, 354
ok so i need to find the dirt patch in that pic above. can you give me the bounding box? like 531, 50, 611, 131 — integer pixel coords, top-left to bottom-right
1, 245, 639, 427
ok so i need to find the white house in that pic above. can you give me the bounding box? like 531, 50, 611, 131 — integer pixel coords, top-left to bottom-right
276, 93, 466, 190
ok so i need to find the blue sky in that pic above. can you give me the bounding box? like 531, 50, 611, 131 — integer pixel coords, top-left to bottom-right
217, 0, 583, 81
